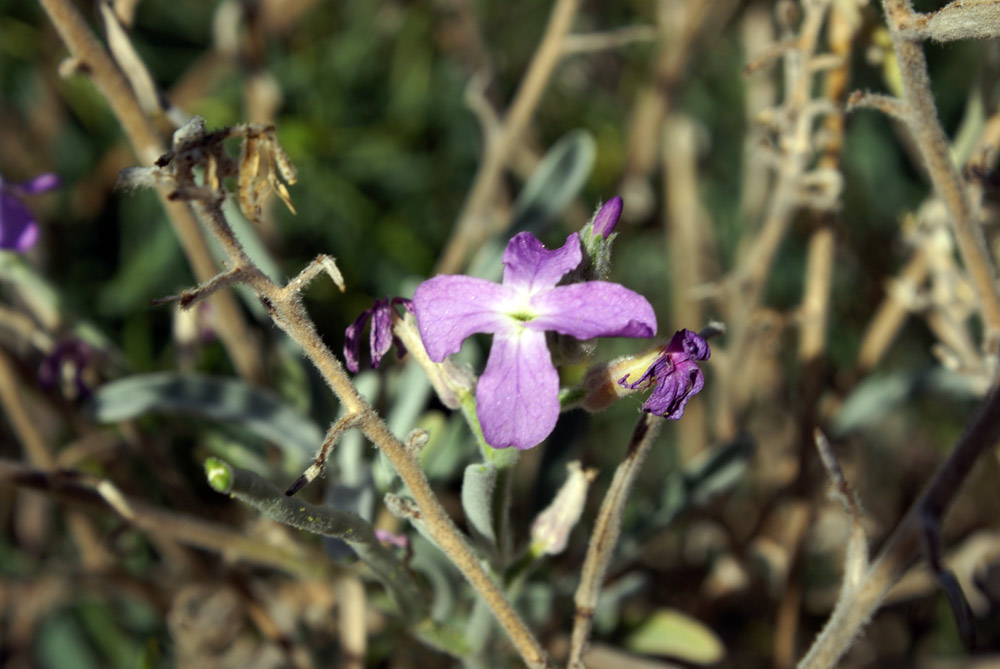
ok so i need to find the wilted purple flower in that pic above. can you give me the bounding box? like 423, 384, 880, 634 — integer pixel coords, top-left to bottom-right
618, 329, 710, 419
590, 196, 622, 239
413, 231, 656, 450
0, 173, 60, 252
38, 339, 96, 400
344, 297, 413, 373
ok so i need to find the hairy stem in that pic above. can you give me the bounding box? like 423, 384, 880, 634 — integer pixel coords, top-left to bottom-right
205, 458, 427, 624
882, 0, 1000, 351
0, 459, 335, 578
359, 418, 550, 667
150, 119, 549, 666
568, 413, 662, 667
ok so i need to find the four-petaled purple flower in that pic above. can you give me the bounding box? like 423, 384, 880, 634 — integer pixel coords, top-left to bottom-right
0, 173, 60, 252
344, 297, 413, 373
618, 329, 710, 419
413, 231, 657, 450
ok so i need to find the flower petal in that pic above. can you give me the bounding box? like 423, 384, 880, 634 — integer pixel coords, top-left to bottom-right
0, 192, 39, 252
370, 298, 399, 369
591, 196, 622, 239
502, 232, 582, 294
390, 298, 413, 363
643, 359, 705, 419
528, 282, 656, 340
413, 275, 512, 361
476, 329, 559, 449
17, 173, 61, 195
343, 307, 373, 373
667, 328, 710, 361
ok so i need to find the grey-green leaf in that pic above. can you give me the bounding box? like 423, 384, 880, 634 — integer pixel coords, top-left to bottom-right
467, 129, 596, 282
832, 368, 983, 436
89, 372, 324, 466
510, 129, 596, 234
657, 436, 754, 526
461, 462, 498, 550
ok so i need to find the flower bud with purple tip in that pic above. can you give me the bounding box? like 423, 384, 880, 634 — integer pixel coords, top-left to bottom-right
579, 196, 623, 281
590, 195, 622, 239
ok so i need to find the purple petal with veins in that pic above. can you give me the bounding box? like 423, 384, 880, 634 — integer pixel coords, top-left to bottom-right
343, 307, 373, 373
501, 231, 582, 293
475, 329, 559, 450
528, 282, 656, 340
618, 329, 710, 420
413, 275, 512, 361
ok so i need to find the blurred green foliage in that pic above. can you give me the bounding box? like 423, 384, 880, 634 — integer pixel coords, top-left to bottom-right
2, 0, 999, 666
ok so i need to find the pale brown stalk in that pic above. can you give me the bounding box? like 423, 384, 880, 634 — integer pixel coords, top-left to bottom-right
435, 0, 580, 274
0, 348, 112, 570
799, 384, 1000, 668
856, 249, 930, 372
662, 115, 708, 459
568, 414, 663, 668
38, 0, 265, 384
718, 0, 833, 441
881, 0, 1000, 352
621, 0, 737, 222
337, 576, 368, 669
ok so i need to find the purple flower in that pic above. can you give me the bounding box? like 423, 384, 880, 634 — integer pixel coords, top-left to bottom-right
38, 339, 96, 400
0, 173, 60, 252
344, 297, 413, 373
374, 528, 410, 550
590, 196, 622, 239
618, 329, 710, 419
413, 231, 656, 450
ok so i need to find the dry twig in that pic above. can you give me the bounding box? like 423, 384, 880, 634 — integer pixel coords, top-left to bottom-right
39, 0, 266, 384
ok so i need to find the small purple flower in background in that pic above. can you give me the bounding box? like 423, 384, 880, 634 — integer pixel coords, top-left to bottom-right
414, 231, 656, 450
0, 173, 61, 252
618, 329, 710, 419
374, 528, 410, 550
38, 339, 96, 400
590, 196, 622, 240
344, 297, 413, 373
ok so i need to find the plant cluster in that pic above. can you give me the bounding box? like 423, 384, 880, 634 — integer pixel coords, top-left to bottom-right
2, 0, 1000, 667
